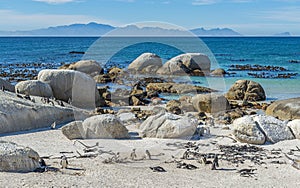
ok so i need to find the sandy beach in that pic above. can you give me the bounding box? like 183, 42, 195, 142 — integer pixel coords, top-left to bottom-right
1, 124, 300, 188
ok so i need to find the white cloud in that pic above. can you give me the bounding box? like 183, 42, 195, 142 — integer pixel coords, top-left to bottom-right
230, 0, 253, 2
115, 0, 135, 2
33, 0, 77, 4
192, 0, 254, 5
192, 0, 219, 5
162, 1, 170, 4
0, 9, 116, 31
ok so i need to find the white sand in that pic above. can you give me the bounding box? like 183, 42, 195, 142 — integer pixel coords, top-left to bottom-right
0, 126, 300, 188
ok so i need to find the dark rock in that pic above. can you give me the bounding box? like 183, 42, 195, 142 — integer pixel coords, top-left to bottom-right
146, 83, 215, 94
192, 93, 231, 113
225, 80, 266, 101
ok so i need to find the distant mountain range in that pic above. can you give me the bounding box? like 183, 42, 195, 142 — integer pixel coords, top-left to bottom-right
190, 27, 241, 36
274, 32, 291, 36
0, 22, 242, 36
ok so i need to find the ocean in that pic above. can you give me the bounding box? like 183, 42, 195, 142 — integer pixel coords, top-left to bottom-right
0, 37, 299, 100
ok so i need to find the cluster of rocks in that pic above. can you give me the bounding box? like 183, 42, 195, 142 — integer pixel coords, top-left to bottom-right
289, 60, 300, 63
227, 64, 298, 79
1, 51, 300, 173
248, 72, 298, 79
0, 62, 57, 82
228, 64, 287, 72
127, 53, 211, 76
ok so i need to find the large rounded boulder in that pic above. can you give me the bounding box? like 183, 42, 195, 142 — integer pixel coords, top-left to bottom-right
0, 78, 14, 92
60, 60, 103, 77
38, 69, 100, 108
128, 53, 162, 74
225, 80, 266, 101
62, 121, 84, 140
192, 93, 230, 113
0, 141, 40, 172
139, 112, 197, 138
82, 114, 129, 139
157, 53, 211, 76
253, 115, 294, 143
15, 80, 53, 97
232, 116, 266, 145
288, 119, 300, 139
0, 91, 84, 134
266, 97, 300, 120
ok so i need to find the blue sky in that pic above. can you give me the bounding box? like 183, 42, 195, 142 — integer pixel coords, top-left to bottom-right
0, 0, 300, 35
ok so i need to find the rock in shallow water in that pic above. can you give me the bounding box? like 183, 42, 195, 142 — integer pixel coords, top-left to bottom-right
211, 68, 226, 76
192, 93, 231, 113
128, 53, 163, 74
59, 60, 103, 77
146, 83, 214, 94
226, 80, 266, 101
156, 53, 211, 76
0, 141, 40, 172
139, 112, 197, 139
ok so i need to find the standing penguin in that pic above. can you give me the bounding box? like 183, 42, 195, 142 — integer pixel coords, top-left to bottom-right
145, 150, 152, 160
39, 158, 47, 167
130, 149, 137, 160
60, 155, 68, 169
50, 121, 56, 129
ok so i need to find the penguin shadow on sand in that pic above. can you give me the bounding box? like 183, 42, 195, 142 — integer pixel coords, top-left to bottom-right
35, 156, 85, 175
128, 149, 163, 163
59, 155, 86, 172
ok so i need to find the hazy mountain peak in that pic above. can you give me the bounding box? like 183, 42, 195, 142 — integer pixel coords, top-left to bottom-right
274, 32, 291, 36
190, 27, 241, 36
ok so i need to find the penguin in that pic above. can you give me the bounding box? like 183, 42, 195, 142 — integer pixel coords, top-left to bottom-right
59, 100, 64, 107
150, 166, 166, 172
130, 149, 137, 160
50, 121, 56, 129
1, 86, 5, 92
39, 158, 47, 167
16, 94, 23, 99
60, 156, 68, 169
211, 154, 219, 170
45, 97, 50, 104
213, 154, 219, 167
145, 150, 151, 160
68, 98, 72, 105
182, 149, 190, 160
24, 94, 31, 100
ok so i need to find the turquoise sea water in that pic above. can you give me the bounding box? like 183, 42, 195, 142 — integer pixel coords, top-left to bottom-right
0, 37, 299, 100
